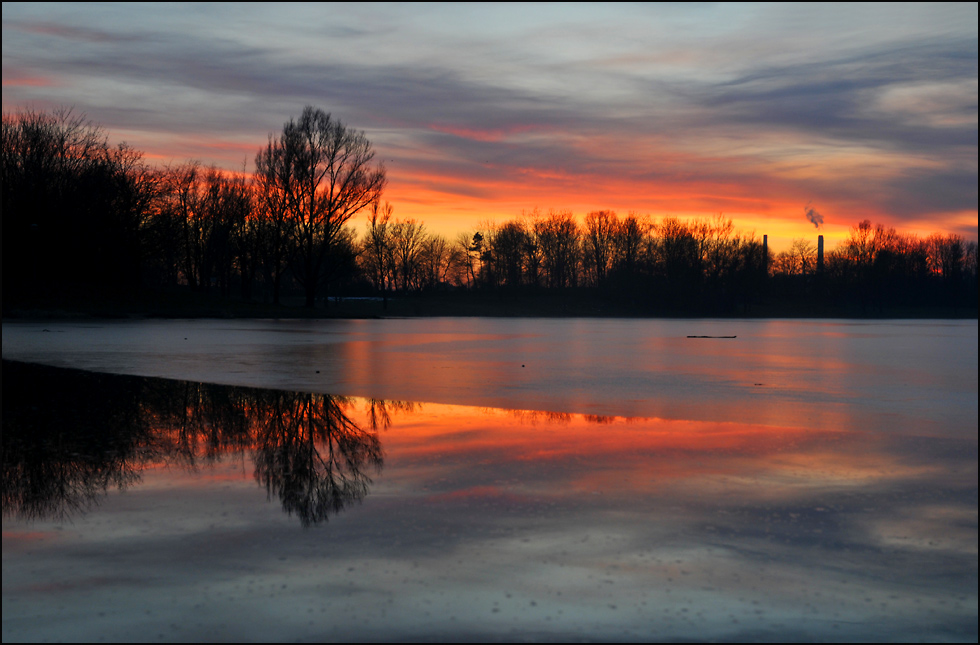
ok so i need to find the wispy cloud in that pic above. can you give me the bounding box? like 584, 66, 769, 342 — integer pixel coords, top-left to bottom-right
12, 20, 143, 44
1, 4, 975, 244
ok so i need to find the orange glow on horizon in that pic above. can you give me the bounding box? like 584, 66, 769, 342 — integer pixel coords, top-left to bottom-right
360, 179, 944, 254
87, 111, 937, 251
5, 100, 967, 253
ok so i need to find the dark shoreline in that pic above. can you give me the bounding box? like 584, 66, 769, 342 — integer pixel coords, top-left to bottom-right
5, 288, 977, 321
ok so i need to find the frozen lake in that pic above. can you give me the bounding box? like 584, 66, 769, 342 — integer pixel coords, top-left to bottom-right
3, 318, 977, 434
2, 318, 977, 641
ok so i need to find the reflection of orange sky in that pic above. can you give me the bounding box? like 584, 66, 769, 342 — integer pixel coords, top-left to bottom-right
375, 401, 807, 450
349, 400, 919, 489
132, 396, 895, 487
123, 395, 923, 498
7, 384, 956, 537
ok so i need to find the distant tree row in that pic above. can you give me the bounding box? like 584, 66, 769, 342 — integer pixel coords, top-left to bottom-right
771, 221, 977, 310
430, 210, 771, 313
3, 107, 976, 313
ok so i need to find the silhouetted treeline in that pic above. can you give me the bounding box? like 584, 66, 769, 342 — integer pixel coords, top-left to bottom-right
418, 210, 975, 313
3, 109, 156, 301
4, 107, 381, 308
449, 210, 770, 313
3, 108, 976, 314
2, 360, 383, 527
770, 221, 978, 311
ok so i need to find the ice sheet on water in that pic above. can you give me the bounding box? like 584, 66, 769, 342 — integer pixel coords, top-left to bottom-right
3, 317, 976, 436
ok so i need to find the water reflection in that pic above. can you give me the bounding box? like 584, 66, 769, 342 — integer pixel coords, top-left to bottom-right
3, 358, 976, 641
3, 365, 150, 520
3, 360, 383, 526
253, 391, 382, 526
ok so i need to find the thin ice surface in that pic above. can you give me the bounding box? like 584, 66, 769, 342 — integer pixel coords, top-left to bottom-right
2, 319, 977, 641
3, 318, 976, 435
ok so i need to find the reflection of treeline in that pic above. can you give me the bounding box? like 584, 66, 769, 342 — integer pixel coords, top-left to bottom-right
4, 109, 975, 314
2, 361, 383, 526
2, 363, 151, 520
505, 408, 639, 426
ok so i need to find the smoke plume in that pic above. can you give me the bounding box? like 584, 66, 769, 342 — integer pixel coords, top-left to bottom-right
804, 203, 823, 229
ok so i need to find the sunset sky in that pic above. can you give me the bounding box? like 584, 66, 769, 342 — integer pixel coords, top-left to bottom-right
3, 3, 977, 251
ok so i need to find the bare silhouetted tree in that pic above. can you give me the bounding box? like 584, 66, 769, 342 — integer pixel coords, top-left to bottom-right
584, 210, 618, 288
255, 106, 385, 307
534, 210, 580, 289
361, 199, 395, 306
390, 218, 426, 292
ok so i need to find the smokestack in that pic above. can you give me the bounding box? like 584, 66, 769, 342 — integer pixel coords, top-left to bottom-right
817, 235, 824, 273
763, 234, 768, 258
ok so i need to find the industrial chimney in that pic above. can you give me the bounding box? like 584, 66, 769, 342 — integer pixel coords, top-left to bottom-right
817, 235, 824, 273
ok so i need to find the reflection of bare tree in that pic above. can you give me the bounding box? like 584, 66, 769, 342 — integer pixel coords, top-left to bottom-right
2, 361, 385, 526
503, 409, 637, 426
506, 409, 572, 425
584, 414, 615, 425
253, 392, 383, 527
2, 361, 154, 520
141, 379, 253, 466
365, 398, 419, 431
